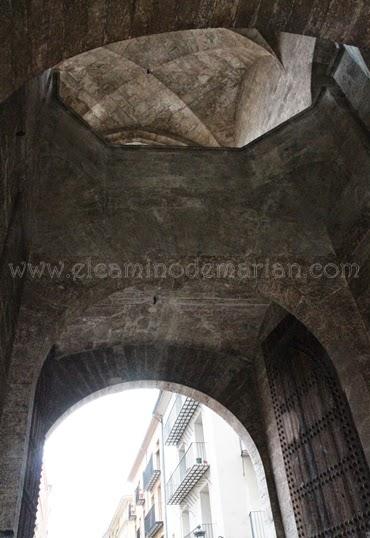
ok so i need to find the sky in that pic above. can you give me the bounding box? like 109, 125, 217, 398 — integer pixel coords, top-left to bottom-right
43, 388, 160, 538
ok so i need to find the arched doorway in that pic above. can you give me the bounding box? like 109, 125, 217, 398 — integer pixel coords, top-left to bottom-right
37, 387, 269, 538
17, 345, 280, 538
8, 302, 370, 538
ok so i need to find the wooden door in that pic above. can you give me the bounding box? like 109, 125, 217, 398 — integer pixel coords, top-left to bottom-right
263, 315, 370, 537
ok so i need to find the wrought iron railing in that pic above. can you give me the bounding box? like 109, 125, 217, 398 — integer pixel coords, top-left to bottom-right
144, 505, 163, 537
164, 395, 199, 445
135, 485, 145, 505
128, 502, 136, 520
164, 395, 183, 438
166, 442, 208, 503
249, 511, 266, 538
143, 454, 160, 491
184, 523, 214, 538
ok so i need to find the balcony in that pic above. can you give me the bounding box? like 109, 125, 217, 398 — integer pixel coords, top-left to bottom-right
143, 455, 160, 491
144, 505, 163, 537
166, 443, 209, 504
128, 503, 136, 520
135, 486, 145, 505
184, 524, 214, 538
249, 511, 266, 538
164, 395, 199, 445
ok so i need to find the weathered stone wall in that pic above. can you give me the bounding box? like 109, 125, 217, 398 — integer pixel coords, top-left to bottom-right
334, 47, 370, 130
0, 75, 49, 414
330, 49, 370, 335
0, 200, 26, 415
0, 84, 25, 407
0, 90, 24, 254
34, 86, 337, 263
325, 61, 370, 335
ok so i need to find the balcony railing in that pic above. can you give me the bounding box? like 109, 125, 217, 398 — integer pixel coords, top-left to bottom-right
128, 503, 136, 520
135, 486, 145, 505
144, 505, 163, 538
184, 524, 214, 538
249, 511, 266, 538
143, 455, 161, 491
164, 395, 199, 445
166, 443, 209, 504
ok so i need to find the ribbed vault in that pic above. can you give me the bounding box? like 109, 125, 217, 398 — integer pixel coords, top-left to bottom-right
57, 29, 315, 147
2, 0, 370, 103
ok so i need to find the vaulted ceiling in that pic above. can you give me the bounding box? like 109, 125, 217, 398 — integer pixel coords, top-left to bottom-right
2, 0, 369, 103
57, 29, 315, 147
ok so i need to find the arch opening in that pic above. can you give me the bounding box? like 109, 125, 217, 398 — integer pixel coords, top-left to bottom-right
31, 382, 277, 538
3, 303, 368, 538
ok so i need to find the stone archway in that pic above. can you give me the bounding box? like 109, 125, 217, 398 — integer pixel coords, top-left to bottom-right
17, 344, 281, 538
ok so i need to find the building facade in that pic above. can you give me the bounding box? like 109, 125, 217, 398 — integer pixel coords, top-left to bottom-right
105, 391, 266, 538
163, 393, 265, 538
104, 495, 137, 538
33, 468, 51, 538
125, 393, 170, 538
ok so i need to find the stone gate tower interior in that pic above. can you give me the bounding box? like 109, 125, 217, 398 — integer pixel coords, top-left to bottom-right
0, 2, 370, 537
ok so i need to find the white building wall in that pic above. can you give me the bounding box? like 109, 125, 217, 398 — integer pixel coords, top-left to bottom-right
163, 419, 185, 538
202, 405, 262, 538
33, 467, 51, 538
104, 392, 268, 538
129, 418, 166, 538
163, 393, 264, 538
103, 495, 136, 538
